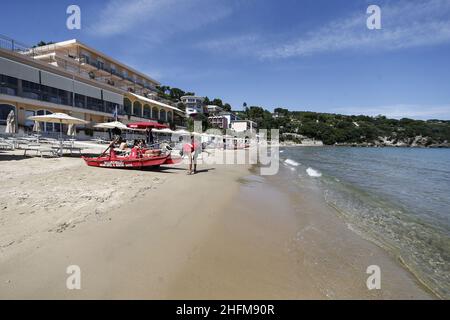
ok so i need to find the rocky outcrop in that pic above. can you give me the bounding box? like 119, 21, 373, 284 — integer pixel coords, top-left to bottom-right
334, 136, 448, 148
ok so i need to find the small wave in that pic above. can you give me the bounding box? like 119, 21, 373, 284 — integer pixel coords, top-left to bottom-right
284, 159, 300, 167
306, 167, 322, 177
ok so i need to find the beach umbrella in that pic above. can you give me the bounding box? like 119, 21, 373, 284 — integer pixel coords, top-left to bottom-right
174, 129, 190, 136
32, 121, 41, 133
28, 113, 88, 155
28, 113, 87, 126
94, 121, 128, 130
153, 128, 175, 134
67, 124, 76, 137
5, 110, 16, 134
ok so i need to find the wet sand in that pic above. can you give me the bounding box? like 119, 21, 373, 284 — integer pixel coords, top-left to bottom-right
0, 149, 433, 299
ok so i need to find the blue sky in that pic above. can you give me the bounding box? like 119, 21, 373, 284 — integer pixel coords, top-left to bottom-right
1, 0, 450, 119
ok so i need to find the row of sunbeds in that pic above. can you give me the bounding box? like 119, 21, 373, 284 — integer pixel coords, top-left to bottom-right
0, 136, 83, 157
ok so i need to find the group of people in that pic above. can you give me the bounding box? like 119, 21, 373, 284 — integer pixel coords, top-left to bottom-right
109, 126, 201, 175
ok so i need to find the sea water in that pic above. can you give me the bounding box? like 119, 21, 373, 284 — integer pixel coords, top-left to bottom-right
281, 147, 450, 298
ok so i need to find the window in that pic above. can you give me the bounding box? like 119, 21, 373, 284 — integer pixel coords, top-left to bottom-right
124, 98, 132, 115
41, 85, 70, 105
105, 101, 121, 115
0, 104, 16, 125
81, 54, 90, 64
133, 101, 142, 117
75, 94, 86, 108
143, 104, 151, 118
0, 74, 18, 95
160, 110, 166, 121
151, 107, 158, 119
21, 80, 40, 100
87, 97, 104, 112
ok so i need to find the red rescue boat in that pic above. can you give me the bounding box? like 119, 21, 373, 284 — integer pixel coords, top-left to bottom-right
83, 141, 182, 169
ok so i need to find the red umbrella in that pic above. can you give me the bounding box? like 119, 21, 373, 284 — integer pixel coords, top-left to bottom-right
127, 121, 169, 129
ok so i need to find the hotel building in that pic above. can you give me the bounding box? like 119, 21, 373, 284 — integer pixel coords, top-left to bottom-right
231, 119, 257, 134
208, 111, 239, 130
180, 95, 205, 116
0, 35, 185, 135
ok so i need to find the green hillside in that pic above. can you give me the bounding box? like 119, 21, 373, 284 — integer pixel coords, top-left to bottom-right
235, 107, 450, 147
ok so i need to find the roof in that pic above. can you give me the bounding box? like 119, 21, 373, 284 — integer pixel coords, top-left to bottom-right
36, 39, 160, 86
128, 92, 185, 115
181, 96, 205, 100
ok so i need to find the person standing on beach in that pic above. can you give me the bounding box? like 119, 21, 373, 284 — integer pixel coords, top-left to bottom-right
146, 128, 154, 146
111, 126, 122, 141
183, 135, 200, 175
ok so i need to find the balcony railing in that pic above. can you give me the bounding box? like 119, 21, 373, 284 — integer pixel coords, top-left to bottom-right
0, 34, 161, 100
0, 34, 38, 58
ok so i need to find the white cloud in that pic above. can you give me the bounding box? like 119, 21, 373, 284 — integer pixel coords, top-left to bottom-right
199, 0, 450, 59
89, 0, 233, 40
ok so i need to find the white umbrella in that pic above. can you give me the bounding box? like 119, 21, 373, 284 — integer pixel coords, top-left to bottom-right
28, 113, 87, 155
28, 113, 87, 125
94, 121, 128, 130
5, 110, 16, 134
67, 124, 76, 137
174, 129, 191, 136
153, 128, 175, 134
32, 121, 41, 133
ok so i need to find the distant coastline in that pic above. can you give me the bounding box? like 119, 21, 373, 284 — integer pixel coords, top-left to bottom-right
279, 142, 450, 148
279, 138, 450, 148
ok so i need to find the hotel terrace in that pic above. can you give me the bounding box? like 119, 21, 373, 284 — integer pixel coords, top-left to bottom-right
0, 35, 185, 135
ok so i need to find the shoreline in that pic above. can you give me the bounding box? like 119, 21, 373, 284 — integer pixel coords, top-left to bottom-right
279, 143, 450, 148
0, 150, 434, 299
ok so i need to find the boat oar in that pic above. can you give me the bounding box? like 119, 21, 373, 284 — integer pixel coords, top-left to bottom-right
99, 137, 119, 158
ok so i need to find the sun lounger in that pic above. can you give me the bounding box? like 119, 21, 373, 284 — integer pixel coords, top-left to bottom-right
0, 142, 14, 150
92, 137, 109, 144
23, 144, 58, 157
50, 143, 83, 155
0, 138, 14, 150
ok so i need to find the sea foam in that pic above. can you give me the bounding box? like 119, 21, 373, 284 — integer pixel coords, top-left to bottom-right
306, 167, 322, 177
284, 159, 300, 167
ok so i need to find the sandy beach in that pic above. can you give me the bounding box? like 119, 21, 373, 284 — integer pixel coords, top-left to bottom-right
0, 147, 433, 299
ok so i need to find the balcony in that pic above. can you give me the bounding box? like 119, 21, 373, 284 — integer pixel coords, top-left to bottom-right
79, 60, 97, 72
121, 76, 134, 85
110, 69, 123, 81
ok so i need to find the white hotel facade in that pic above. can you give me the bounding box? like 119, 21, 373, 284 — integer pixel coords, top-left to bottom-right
0, 35, 185, 135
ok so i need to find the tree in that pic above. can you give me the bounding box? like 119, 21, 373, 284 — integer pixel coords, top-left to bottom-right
203, 96, 211, 106
274, 107, 289, 117
223, 103, 232, 112
169, 88, 185, 101
33, 41, 54, 48
211, 98, 223, 108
